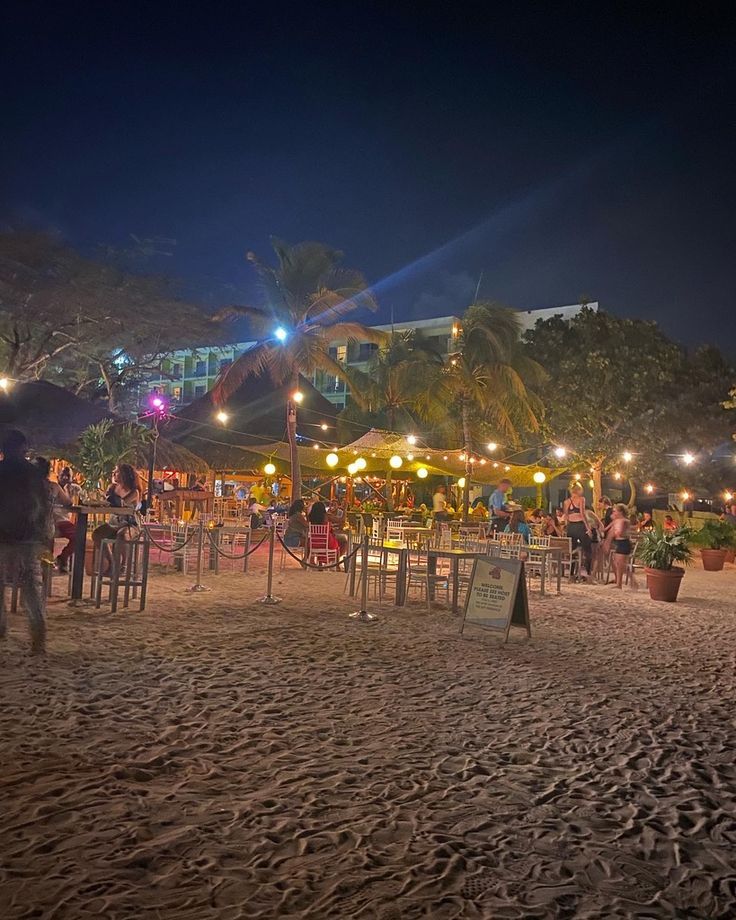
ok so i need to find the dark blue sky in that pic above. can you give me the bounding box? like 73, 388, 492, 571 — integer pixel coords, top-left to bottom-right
2, 3, 734, 348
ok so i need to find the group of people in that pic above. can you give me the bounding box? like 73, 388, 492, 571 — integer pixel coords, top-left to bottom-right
283, 497, 349, 569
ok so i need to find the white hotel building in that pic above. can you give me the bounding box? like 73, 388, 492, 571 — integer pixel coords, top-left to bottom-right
146, 302, 596, 410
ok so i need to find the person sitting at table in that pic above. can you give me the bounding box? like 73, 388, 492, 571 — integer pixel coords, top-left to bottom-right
471, 501, 488, 520
284, 499, 309, 549
92, 463, 141, 574
639, 510, 655, 531
248, 496, 267, 528
504, 508, 532, 543
308, 500, 348, 569
35, 457, 76, 574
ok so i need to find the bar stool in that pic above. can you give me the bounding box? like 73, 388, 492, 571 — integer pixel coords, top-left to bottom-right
94, 536, 150, 612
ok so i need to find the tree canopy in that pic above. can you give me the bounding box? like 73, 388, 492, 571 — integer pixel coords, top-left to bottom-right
524, 307, 734, 499
0, 231, 218, 413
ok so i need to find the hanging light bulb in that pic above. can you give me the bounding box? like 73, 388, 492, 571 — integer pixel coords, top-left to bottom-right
622, 451, 633, 463
389, 455, 402, 469
533, 471, 546, 484
326, 452, 339, 468
554, 447, 567, 459
645, 483, 655, 494
416, 467, 428, 479
216, 410, 229, 424
682, 452, 695, 465
407, 434, 417, 445
347, 462, 358, 476
458, 477, 466, 488
264, 462, 276, 476
487, 442, 498, 452
406, 453, 414, 461
355, 457, 367, 470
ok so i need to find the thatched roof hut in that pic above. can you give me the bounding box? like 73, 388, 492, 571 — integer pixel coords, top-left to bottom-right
0, 380, 112, 452
164, 372, 339, 470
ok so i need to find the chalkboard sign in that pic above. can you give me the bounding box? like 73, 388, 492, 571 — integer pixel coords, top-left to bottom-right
460, 556, 531, 642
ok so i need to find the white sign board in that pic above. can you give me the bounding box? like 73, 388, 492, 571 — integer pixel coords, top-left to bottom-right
460, 556, 531, 642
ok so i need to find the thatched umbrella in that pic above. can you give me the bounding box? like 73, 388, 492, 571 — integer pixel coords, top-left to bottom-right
0, 380, 111, 452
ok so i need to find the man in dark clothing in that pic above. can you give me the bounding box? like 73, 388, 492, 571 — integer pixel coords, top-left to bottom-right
0, 430, 51, 654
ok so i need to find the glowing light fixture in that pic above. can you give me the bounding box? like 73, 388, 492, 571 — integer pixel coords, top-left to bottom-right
724, 491, 733, 501
320, 422, 328, 431
326, 452, 339, 468
554, 447, 567, 459
459, 453, 466, 461
0, 377, 9, 391
417, 467, 428, 479
216, 410, 229, 424
389, 455, 403, 469
355, 457, 367, 470
264, 462, 276, 476
347, 462, 359, 476
588, 479, 595, 489
487, 442, 498, 452
312, 443, 320, 450
406, 453, 414, 461
458, 477, 466, 488
533, 471, 546, 484
407, 434, 417, 445
613, 472, 622, 480
274, 326, 287, 342
682, 452, 695, 465
504, 465, 511, 472
292, 391, 304, 404
574, 473, 581, 481
622, 451, 633, 463
681, 490, 690, 500
645, 483, 654, 494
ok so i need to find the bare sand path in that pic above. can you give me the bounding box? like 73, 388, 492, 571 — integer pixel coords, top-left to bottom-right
1, 558, 735, 918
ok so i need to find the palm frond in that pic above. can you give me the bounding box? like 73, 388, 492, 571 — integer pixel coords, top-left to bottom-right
211, 342, 274, 404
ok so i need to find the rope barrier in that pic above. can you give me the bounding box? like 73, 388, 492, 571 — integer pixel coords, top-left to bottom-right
275, 533, 362, 571
141, 526, 200, 553
205, 530, 269, 560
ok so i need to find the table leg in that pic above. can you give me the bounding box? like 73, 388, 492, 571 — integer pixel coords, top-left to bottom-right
540, 551, 547, 596
556, 551, 562, 594
451, 558, 460, 614
70, 511, 88, 601
428, 555, 437, 604
395, 549, 407, 606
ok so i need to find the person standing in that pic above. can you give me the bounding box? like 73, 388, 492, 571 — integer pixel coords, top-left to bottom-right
563, 482, 592, 580
610, 503, 636, 589
35, 457, 76, 574
0, 430, 51, 655
489, 478, 512, 533
432, 485, 449, 522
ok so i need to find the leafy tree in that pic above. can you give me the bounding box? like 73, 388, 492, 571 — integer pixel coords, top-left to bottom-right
71, 419, 153, 490
211, 239, 382, 498
524, 308, 734, 503
445, 303, 546, 518
0, 231, 218, 413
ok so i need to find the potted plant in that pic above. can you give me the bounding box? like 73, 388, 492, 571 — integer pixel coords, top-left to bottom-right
692, 519, 736, 571
637, 525, 693, 602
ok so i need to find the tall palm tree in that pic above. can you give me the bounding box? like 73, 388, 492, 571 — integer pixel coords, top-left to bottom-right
444, 302, 546, 519
339, 329, 448, 434
338, 330, 449, 508
212, 239, 383, 498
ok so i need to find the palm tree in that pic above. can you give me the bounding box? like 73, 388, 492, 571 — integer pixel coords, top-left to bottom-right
444, 303, 546, 519
338, 330, 449, 508
212, 239, 383, 498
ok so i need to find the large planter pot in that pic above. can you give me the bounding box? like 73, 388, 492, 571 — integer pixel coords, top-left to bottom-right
701, 549, 727, 572
645, 566, 685, 602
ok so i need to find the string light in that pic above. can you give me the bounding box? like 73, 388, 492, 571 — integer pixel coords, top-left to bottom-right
504, 465, 510, 472
645, 484, 655, 494
406, 453, 414, 461
389, 456, 403, 469
292, 391, 304, 404
320, 422, 328, 431
264, 462, 276, 476
407, 434, 417, 445
417, 467, 428, 479
533, 471, 546, 484
622, 451, 633, 462
554, 447, 567, 459
347, 462, 358, 476
681, 491, 690, 500
725, 491, 733, 501
682, 452, 694, 465
458, 477, 466, 488
216, 410, 229, 424
355, 457, 367, 470
0, 377, 9, 391
274, 326, 287, 342
459, 453, 466, 461
487, 442, 497, 452
613, 472, 622, 480
326, 452, 339, 467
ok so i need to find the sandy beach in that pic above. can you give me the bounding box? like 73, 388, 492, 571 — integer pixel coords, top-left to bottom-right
2, 555, 735, 919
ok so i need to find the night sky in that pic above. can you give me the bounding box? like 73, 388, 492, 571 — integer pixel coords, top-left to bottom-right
2, 4, 734, 349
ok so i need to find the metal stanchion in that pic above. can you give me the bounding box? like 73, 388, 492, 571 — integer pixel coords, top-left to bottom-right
349, 534, 378, 622
186, 519, 211, 593
259, 526, 282, 605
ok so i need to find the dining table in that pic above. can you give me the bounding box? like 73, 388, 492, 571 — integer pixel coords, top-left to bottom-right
68, 505, 120, 605
427, 547, 486, 615
347, 538, 410, 607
